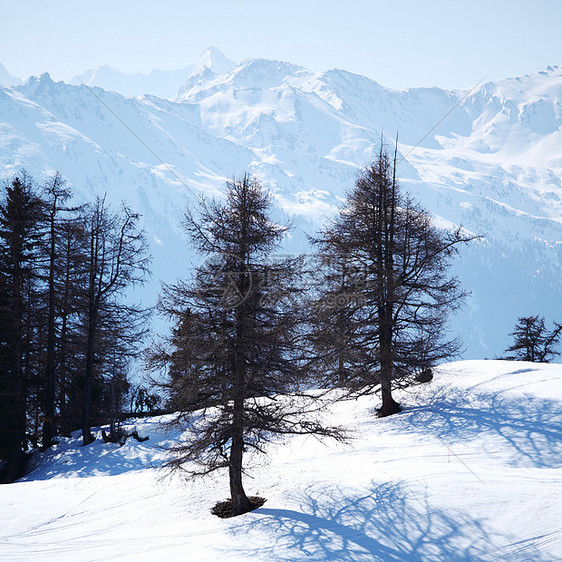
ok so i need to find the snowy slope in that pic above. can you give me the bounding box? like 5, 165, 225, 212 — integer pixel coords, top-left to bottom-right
0, 53, 561, 358
1, 361, 561, 560
0, 63, 22, 87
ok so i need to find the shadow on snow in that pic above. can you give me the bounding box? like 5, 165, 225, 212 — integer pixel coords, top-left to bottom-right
399, 379, 562, 469
21, 418, 171, 481
241, 481, 550, 561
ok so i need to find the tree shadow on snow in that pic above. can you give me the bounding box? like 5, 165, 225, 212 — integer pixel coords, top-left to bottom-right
401, 383, 562, 469
21, 419, 168, 481
239, 481, 549, 561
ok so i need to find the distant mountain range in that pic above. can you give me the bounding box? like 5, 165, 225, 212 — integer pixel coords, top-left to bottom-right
1, 48, 561, 358
69, 47, 236, 99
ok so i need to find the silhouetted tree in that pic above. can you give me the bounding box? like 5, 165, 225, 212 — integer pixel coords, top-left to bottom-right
307, 253, 369, 388
79, 197, 150, 445
129, 385, 161, 414
146, 308, 205, 414
313, 145, 476, 416
54, 214, 88, 436
39, 173, 85, 448
0, 173, 151, 468
149, 175, 341, 516
503, 316, 561, 362
0, 174, 44, 481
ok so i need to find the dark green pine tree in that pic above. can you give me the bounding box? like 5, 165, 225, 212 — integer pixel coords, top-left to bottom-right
0, 174, 44, 482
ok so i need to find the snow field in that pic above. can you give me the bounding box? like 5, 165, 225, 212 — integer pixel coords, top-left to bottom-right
1, 360, 561, 560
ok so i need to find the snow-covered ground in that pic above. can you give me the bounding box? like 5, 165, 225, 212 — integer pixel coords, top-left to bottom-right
1, 360, 561, 561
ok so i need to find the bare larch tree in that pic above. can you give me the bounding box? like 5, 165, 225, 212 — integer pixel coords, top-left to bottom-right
149, 175, 342, 517
313, 145, 476, 416
80, 197, 149, 445
503, 315, 561, 362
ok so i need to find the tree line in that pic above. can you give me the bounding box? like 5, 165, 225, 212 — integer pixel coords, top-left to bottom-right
2, 146, 558, 513
0, 172, 149, 483
147, 145, 478, 517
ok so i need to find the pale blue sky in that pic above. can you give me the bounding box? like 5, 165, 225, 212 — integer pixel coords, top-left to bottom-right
2, 0, 561, 89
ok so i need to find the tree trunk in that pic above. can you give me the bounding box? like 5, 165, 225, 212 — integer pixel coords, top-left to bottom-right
228, 392, 251, 516
58, 312, 69, 435
228, 208, 252, 516
81, 384, 94, 445
81, 267, 98, 446
378, 312, 401, 418
377, 169, 401, 419
42, 209, 57, 449
378, 373, 402, 417
58, 230, 74, 436
14, 264, 28, 464
0, 448, 27, 484
228, 435, 251, 516
81, 305, 96, 446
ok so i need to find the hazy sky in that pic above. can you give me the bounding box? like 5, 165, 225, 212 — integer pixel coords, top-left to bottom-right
2, 0, 561, 90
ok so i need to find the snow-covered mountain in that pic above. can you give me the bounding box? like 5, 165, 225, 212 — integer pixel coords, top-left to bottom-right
0, 51, 561, 359
70, 47, 236, 99
2, 361, 561, 559
0, 62, 22, 87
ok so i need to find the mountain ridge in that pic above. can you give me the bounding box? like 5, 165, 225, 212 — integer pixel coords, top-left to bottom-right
0, 62, 22, 87
70, 47, 237, 99
1, 54, 561, 359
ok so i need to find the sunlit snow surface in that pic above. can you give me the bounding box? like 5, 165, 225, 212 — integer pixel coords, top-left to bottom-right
1, 360, 561, 561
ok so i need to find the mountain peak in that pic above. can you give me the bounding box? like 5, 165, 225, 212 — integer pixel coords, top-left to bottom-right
67, 49, 236, 99
194, 47, 236, 75
225, 57, 304, 90
25, 72, 54, 85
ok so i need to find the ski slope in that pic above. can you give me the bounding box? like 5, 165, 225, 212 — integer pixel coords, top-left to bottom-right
1, 360, 561, 561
